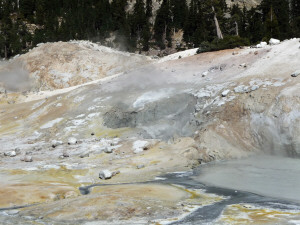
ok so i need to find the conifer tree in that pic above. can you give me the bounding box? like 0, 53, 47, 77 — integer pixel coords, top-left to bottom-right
291, 0, 300, 36
146, 0, 153, 18
154, 0, 172, 48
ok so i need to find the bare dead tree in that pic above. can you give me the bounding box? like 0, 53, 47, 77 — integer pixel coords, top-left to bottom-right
211, 4, 224, 39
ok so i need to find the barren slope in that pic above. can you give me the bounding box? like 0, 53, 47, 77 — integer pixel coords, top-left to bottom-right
0, 41, 153, 91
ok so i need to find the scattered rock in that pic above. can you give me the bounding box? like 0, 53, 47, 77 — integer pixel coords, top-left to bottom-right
234, 85, 249, 93
254, 51, 258, 55
68, 137, 77, 145
91, 132, 95, 136
112, 170, 120, 176
24, 155, 33, 162
133, 140, 150, 154
137, 164, 145, 169
104, 147, 113, 153
99, 170, 112, 180
269, 38, 280, 45
80, 153, 89, 158
202, 71, 208, 77
221, 90, 230, 97
256, 42, 267, 48
209, 65, 219, 72
291, 70, 300, 77
7, 100, 15, 104
251, 85, 259, 91
219, 64, 227, 71
33, 146, 42, 151
6, 210, 19, 215
4, 151, 17, 157
239, 63, 247, 68
51, 140, 63, 148
63, 152, 70, 158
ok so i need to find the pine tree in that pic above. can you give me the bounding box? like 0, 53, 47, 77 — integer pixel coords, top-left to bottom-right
291, 0, 300, 36
20, 0, 35, 22
146, 0, 153, 18
95, 0, 113, 36
265, 6, 280, 39
170, 0, 188, 31
154, 0, 172, 49
247, 8, 264, 43
261, 0, 291, 40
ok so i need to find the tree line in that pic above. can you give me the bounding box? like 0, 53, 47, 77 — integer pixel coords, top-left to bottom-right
0, 0, 299, 58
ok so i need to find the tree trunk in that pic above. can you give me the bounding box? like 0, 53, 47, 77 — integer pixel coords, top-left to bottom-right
212, 5, 224, 39
235, 21, 239, 36
4, 45, 8, 59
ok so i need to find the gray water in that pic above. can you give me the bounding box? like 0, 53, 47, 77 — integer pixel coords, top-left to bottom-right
194, 155, 300, 204
2, 155, 300, 224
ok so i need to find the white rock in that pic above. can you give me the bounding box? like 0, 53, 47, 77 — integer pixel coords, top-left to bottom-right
104, 147, 113, 153
137, 164, 145, 169
221, 90, 230, 97
251, 85, 259, 91
234, 85, 249, 93
133, 140, 149, 154
202, 71, 208, 77
269, 38, 280, 45
4, 151, 16, 157
291, 70, 300, 77
99, 170, 112, 180
51, 140, 63, 148
24, 155, 33, 162
256, 42, 267, 48
239, 63, 247, 68
6, 210, 19, 215
68, 137, 77, 145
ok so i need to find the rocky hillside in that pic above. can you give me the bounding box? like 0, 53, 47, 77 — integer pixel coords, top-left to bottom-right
0, 41, 153, 91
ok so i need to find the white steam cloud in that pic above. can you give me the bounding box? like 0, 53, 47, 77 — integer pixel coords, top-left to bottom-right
0, 60, 33, 92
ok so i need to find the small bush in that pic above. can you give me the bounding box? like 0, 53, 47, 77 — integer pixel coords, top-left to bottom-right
197, 36, 250, 54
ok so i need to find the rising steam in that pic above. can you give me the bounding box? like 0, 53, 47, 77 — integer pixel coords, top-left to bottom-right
0, 60, 33, 92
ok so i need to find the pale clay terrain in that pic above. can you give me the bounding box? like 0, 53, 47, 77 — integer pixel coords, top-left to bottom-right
0, 38, 300, 224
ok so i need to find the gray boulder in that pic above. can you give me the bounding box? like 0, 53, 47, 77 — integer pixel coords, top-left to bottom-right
51, 140, 63, 148
137, 164, 145, 169
112, 170, 120, 176
221, 90, 230, 97
99, 170, 112, 180
291, 70, 300, 77
24, 155, 33, 162
80, 153, 90, 158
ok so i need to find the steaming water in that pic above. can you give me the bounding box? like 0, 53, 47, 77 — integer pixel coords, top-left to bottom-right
194, 155, 300, 203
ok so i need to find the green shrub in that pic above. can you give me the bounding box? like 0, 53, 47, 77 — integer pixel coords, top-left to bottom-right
197, 36, 250, 54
